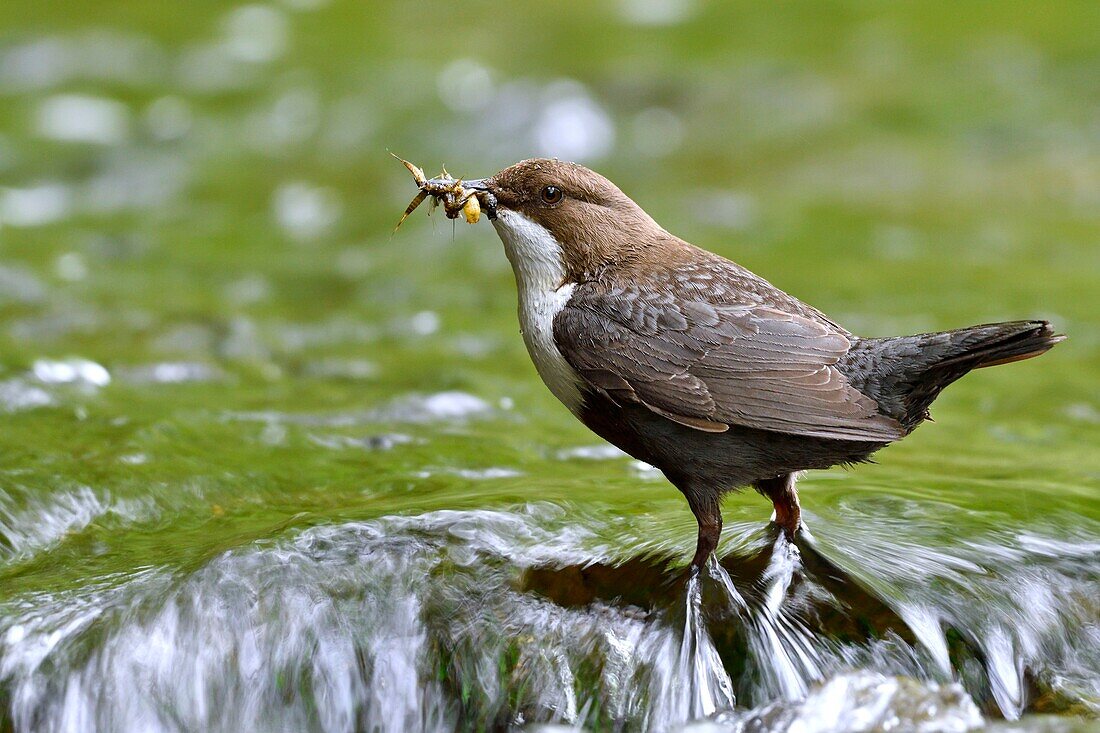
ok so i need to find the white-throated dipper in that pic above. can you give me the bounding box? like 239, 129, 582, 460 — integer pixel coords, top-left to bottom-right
399, 157, 1063, 570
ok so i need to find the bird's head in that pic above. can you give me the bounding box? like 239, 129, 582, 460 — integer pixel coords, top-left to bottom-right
464, 159, 664, 284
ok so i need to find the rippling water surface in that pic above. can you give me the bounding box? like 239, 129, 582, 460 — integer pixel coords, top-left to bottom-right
0, 1, 1097, 731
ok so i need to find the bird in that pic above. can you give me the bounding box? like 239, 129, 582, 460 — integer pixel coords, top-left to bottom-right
415, 158, 1063, 571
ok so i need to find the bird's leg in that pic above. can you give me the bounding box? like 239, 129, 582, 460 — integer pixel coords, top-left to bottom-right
753, 473, 802, 539
687, 493, 723, 571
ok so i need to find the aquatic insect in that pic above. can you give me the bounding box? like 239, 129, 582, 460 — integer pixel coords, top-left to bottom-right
391, 154, 495, 231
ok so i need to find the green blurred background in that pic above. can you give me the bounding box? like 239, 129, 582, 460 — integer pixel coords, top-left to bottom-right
0, 0, 1097, 592
0, 2, 1098, 729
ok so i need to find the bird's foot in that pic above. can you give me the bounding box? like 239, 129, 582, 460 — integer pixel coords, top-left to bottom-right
767, 506, 803, 542
664, 552, 719, 591
755, 472, 803, 541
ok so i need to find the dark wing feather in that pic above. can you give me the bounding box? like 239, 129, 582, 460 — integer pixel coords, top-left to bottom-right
554, 275, 904, 442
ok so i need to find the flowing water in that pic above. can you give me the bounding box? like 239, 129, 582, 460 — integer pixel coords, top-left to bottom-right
0, 1, 1098, 731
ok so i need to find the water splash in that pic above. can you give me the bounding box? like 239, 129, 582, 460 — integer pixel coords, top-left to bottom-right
675, 569, 735, 718
808, 500, 1100, 718
721, 670, 984, 732
0, 506, 1096, 730
0, 486, 152, 562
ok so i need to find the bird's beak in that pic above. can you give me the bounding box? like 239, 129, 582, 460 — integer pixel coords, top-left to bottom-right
462, 178, 498, 220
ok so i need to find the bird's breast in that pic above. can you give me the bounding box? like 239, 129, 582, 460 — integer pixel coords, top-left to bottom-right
516, 282, 584, 412
491, 210, 585, 412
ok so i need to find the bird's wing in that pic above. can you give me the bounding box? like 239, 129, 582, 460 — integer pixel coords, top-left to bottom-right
553, 273, 905, 442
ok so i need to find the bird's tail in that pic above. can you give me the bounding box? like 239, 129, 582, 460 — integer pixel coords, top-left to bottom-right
858, 320, 1064, 431
925, 320, 1064, 371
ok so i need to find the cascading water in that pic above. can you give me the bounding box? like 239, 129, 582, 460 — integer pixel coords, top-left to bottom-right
1, 503, 1095, 732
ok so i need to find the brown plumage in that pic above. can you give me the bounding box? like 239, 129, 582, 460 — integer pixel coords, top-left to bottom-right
429, 158, 1064, 570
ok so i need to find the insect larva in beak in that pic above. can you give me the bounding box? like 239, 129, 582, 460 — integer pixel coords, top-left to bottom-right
463, 194, 481, 224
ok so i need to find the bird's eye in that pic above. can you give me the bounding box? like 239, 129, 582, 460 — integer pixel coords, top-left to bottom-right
540, 185, 563, 205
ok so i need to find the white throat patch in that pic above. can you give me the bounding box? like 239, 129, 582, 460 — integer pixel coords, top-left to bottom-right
491, 210, 584, 412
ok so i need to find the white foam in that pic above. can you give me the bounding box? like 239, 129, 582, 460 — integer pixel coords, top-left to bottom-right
0, 183, 73, 227
0, 379, 53, 413
35, 94, 130, 145
33, 358, 110, 387
556, 445, 628, 461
